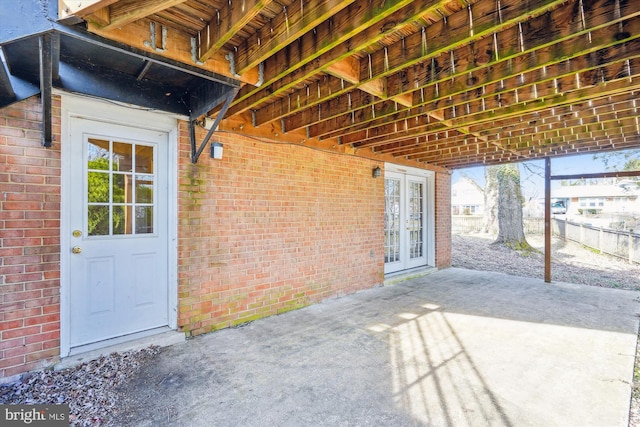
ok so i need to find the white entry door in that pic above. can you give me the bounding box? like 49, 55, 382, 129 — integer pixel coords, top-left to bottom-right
68, 118, 169, 348
384, 170, 430, 274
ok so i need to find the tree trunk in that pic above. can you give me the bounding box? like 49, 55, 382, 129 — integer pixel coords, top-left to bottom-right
492, 164, 534, 251
483, 166, 498, 234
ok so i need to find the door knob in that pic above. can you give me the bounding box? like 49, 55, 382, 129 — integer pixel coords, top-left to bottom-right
71, 246, 82, 254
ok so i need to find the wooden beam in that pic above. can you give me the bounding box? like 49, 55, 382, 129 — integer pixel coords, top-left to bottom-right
470, 94, 640, 137
544, 157, 551, 283
100, 0, 188, 31
300, 4, 640, 138
234, 0, 358, 75
316, 41, 640, 142
406, 131, 640, 165
425, 136, 640, 169
326, 59, 389, 100
58, 0, 118, 22
87, 19, 260, 84
230, 0, 458, 118
197, 0, 274, 63
375, 95, 640, 155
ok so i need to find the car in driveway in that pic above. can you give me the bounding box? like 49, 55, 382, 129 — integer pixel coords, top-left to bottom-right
551, 201, 566, 214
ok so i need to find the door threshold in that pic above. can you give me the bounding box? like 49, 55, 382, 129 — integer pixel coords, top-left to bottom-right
57, 327, 185, 371
384, 266, 437, 286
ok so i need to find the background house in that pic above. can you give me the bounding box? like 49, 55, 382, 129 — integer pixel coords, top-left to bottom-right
451, 177, 484, 215
553, 181, 640, 217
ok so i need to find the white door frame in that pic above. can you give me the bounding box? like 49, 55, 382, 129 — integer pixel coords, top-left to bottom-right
60, 93, 179, 357
384, 163, 435, 273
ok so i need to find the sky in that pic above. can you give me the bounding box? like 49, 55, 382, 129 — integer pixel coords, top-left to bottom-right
451, 149, 640, 200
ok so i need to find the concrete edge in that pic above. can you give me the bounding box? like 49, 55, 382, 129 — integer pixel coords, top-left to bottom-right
54, 330, 186, 371
383, 267, 439, 286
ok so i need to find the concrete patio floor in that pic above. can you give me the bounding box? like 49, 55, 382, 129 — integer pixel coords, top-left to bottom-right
113, 268, 640, 426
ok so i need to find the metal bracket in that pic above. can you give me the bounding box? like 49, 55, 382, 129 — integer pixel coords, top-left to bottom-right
144, 22, 167, 53
191, 37, 205, 66
190, 89, 237, 163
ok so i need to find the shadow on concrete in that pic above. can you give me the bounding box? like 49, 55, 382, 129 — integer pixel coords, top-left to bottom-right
111, 268, 640, 426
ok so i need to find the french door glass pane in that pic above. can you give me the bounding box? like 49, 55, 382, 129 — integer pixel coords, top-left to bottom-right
384, 178, 401, 263
408, 182, 424, 259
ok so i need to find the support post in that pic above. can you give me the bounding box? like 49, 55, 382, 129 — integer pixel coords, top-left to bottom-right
544, 157, 551, 283
39, 34, 53, 147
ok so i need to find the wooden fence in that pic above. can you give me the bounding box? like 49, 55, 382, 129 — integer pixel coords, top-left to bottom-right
552, 219, 639, 264
452, 216, 544, 235
452, 216, 639, 264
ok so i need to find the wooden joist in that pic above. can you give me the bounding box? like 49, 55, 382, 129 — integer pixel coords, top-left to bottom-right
288, 0, 640, 138
197, 0, 274, 63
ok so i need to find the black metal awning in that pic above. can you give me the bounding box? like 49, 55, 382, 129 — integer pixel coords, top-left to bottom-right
0, 0, 239, 160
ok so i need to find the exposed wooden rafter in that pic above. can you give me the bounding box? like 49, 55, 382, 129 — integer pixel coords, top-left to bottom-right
56, 0, 640, 169
197, 0, 274, 63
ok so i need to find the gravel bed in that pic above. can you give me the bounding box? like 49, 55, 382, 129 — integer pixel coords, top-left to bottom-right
452, 233, 640, 291
0, 347, 159, 426
453, 233, 640, 426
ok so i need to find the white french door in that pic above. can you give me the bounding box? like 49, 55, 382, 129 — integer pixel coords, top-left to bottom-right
384, 167, 433, 274
67, 117, 169, 348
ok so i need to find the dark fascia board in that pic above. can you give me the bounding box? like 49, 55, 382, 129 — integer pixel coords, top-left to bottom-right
0, 58, 40, 109
58, 61, 191, 116
1, 0, 239, 89
54, 26, 240, 88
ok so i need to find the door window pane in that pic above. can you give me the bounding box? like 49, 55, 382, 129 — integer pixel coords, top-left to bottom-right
112, 142, 133, 172
135, 175, 154, 203
385, 178, 401, 264
87, 139, 110, 170
135, 145, 154, 173
135, 206, 154, 234
88, 205, 109, 236
112, 205, 133, 235
409, 182, 424, 259
112, 174, 128, 203
86, 138, 156, 237
87, 172, 110, 203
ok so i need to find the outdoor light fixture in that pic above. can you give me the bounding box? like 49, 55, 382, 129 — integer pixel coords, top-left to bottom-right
372, 166, 382, 178
211, 142, 223, 159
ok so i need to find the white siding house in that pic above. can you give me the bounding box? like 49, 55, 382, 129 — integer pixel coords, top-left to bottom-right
452, 177, 485, 215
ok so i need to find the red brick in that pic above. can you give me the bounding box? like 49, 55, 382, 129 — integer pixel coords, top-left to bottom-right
42, 340, 59, 350
2, 325, 41, 340
24, 314, 59, 327
0, 337, 24, 350
4, 308, 42, 321
0, 355, 25, 369
41, 322, 59, 333
0, 283, 25, 293
25, 330, 59, 344
26, 348, 59, 363
0, 320, 24, 331
4, 342, 43, 358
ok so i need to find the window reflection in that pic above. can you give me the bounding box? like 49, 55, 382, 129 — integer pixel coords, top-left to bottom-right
112, 142, 132, 172
135, 145, 153, 173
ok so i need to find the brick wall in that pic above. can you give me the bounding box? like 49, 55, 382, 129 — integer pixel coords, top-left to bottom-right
0, 95, 453, 378
435, 171, 452, 268
0, 96, 62, 379
177, 123, 386, 335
